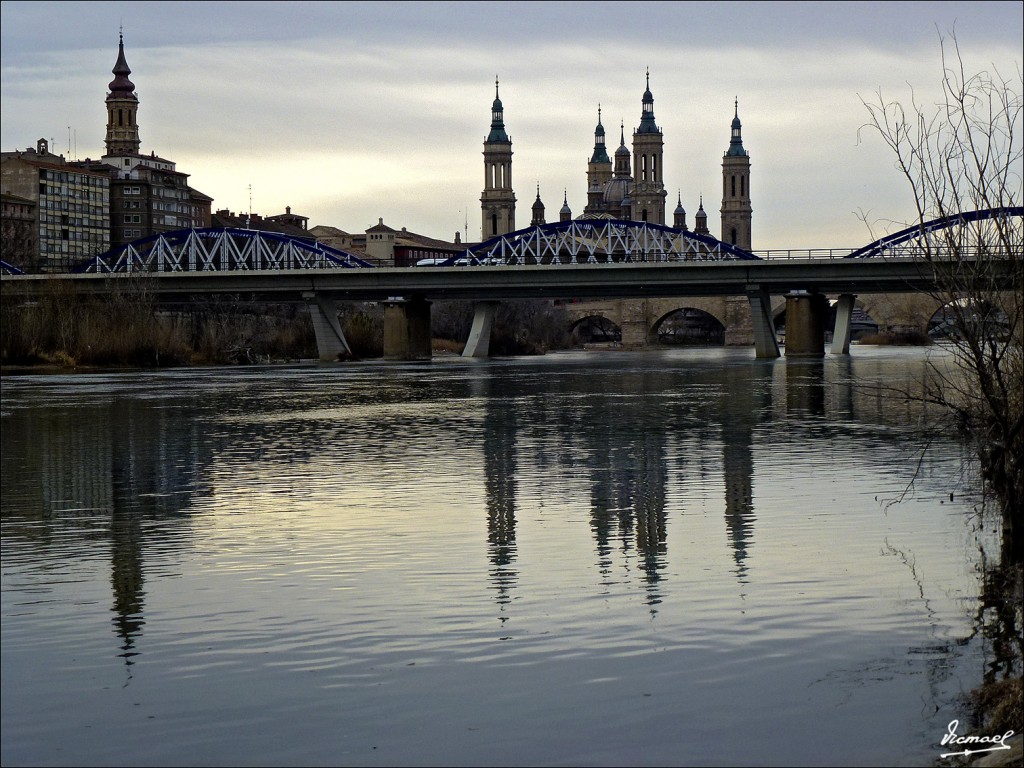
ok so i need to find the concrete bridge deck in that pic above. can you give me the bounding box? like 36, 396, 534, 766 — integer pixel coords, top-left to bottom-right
2, 257, 1014, 303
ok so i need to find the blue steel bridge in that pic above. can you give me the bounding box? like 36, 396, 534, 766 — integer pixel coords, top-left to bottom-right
0, 206, 1018, 276
1, 207, 1020, 360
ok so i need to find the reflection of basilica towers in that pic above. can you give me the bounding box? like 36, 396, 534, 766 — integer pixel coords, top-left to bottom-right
720, 100, 752, 249
630, 70, 667, 225
481, 78, 516, 238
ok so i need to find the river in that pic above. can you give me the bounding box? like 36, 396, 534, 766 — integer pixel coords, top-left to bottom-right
0, 346, 999, 766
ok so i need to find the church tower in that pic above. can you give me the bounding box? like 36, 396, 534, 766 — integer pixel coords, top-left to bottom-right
104, 32, 141, 157
531, 184, 545, 226
720, 99, 752, 250
481, 78, 516, 239
673, 192, 687, 230
695, 196, 710, 235
630, 70, 667, 225
585, 106, 612, 213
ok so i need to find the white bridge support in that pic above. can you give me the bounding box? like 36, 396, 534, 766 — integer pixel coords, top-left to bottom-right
304, 293, 352, 361
462, 301, 497, 358
831, 293, 856, 354
746, 287, 781, 359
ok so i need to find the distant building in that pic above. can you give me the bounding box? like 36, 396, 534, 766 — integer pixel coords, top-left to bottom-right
1, 139, 111, 271
483, 72, 753, 247
211, 207, 313, 240
83, 34, 213, 250
480, 79, 516, 238
266, 206, 308, 232
1, 192, 38, 270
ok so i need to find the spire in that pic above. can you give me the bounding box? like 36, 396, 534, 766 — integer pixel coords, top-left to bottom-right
695, 195, 709, 234
531, 183, 545, 225
487, 76, 509, 142
726, 97, 747, 156
108, 31, 135, 94
615, 121, 629, 155
104, 30, 141, 157
637, 67, 659, 134
590, 104, 610, 164
674, 190, 687, 230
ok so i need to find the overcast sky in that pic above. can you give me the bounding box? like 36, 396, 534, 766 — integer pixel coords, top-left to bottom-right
1, 1, 1021, 249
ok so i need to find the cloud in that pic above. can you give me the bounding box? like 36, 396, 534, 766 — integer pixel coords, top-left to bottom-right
2, 1, 1021, 248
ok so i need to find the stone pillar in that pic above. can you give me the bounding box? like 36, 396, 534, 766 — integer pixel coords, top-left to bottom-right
462, 301, 497, 358
784, 291, 827, 358
384, 297, 432, 360
831, 293, 856, 355
619, 298, 652, 346
725, 294, 756, 347
746, 287, 780, 359
619, 319, 651, 346
303, 293, 352, 361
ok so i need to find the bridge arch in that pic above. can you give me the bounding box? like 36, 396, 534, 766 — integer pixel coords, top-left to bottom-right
449, 219, 760, 265
72, 227, 375, 273
569, 314, 622, 344
652, 306, 726, 345
847, 206, 1022, 258
855, 294, 944, 338
927, 297, 1013, 340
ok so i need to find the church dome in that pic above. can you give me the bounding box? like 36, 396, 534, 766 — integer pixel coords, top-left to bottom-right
602, 177, 633, 207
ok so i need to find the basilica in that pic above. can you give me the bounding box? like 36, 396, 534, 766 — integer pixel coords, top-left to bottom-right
480, 72, 753, 251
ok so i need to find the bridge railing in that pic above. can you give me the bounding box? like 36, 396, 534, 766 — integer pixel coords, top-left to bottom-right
752, 249, 859, 260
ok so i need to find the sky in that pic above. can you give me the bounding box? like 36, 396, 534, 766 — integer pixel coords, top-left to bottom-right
1, 0, 1021, 250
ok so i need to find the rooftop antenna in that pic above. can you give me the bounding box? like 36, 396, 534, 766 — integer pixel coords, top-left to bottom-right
464, 206, 468, 242
247, 184, 252, 229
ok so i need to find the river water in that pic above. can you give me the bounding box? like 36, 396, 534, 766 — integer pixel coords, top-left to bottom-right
0, 346, 999, 767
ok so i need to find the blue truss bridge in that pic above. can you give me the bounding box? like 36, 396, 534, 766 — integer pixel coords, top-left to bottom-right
1, 207, 1019, 277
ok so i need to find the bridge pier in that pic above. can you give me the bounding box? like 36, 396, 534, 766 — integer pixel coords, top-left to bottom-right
831, 293, 856, 354
784, 291, 828, 358
384, 297, 432, 360
746, 287, 781, 359
303, 293, 352, 361
462, 301, 497, 358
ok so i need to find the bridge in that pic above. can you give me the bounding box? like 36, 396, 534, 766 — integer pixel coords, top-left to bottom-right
2, 208, 1020, 360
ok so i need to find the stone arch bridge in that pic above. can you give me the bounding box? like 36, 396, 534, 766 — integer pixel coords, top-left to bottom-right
560, 292, 947, 348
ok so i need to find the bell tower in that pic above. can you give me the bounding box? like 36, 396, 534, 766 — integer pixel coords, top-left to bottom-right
630, 69, 666, 225
480, 78, 516, 239
104, 32, 141, 157
585, 106, 612, 213
720, 99, 752, 250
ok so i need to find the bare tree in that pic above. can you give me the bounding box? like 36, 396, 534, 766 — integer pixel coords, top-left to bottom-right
860, 32, 1023, 557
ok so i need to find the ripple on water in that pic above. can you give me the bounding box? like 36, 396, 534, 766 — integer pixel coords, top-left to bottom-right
0, 349, 998, 767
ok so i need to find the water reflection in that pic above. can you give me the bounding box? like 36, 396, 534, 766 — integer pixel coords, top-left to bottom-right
1, 349, 997, 767
481, 376, 518, 622
0, 350, 960, 668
